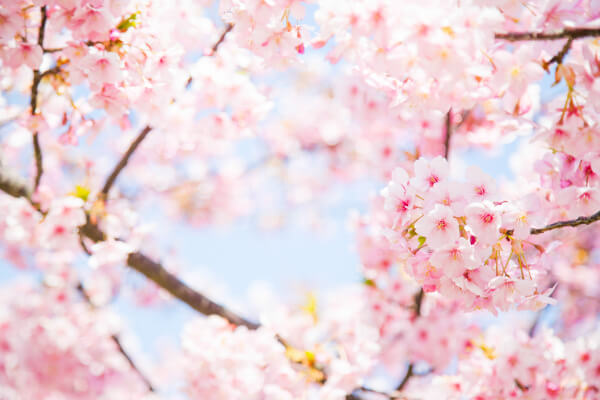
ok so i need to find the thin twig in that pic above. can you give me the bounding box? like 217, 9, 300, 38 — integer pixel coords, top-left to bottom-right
443, 110, 452, 159
100, 125, 152, 198
413, 289, 424, 317
37, 5, 47, 49
75, 283, 156, 392
126, 252, 260, 329
0, 168, 260, 328
396, 363, 414, 392
30, 6, 48, 192
495, 27, 600, 41
186, 23, 235, 88
529, 210, 600, 235
544, 37, 574, 68
212, 23, 233, 53
529, 280, 558, 337
32, 133, 43, 191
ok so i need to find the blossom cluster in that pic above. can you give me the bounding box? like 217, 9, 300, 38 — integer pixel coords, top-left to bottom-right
412, 327, 600, 399
377, 156, 555, 312
0, 284, 151, 400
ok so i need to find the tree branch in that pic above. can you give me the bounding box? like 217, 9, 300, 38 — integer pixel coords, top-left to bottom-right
396, 363, 414, 392
212, 23, 233, 53
32, 133, 43, 191
529, 210, 600, 234
0, 167, 260, 328
100, 125, 152, 198
544, 37, 574, 68
495, 27, 600, 41
30, 6, 49, 193
528, 281, 557, 338
37, 5, 48, 50
126, 252, 260, 329
75, 283, 156, 392
443, 110, 452, 159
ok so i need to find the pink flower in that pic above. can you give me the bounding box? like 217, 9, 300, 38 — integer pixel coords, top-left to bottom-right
430, 238, 478, 277
90, 83, 129, 118
465, 201, 501, 245
427, 180, 467, 214
5, 43, 43, 69
557, 186, 600, 218
415, 204, 459, 250
412, 156, 449, 191
82, 52, 123, 87
465, 166, 497, 201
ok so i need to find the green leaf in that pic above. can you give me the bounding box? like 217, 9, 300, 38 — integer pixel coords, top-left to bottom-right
117, 12, 139, 32
363, 278, 376, 287
418, 236, 426, 247
71, 185, 90, 202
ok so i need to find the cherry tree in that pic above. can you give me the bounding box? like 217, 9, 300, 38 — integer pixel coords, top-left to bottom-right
1, 0, 600, 399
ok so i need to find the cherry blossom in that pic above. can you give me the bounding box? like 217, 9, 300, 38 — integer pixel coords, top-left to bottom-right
0, 1, 600, 399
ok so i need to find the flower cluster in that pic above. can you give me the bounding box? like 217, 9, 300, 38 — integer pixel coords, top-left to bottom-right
411, 327, 600, 399
377, 156, 555, 312
0, 284, 151, 400
181, 316, 306, 400
219, 0, 308, 64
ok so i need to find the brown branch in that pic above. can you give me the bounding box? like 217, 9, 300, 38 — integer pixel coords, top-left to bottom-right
396, 363, 414, 392
495, 27, 600, 41
346, 386, 403, 400
544, 37, 574, 68
126, 252, 260, 329
37, 5, 48, 50
32, 133, 43, 191
212, 23, 233, 53
0, 166, 32, 200
75, 283, 156, 392
413, 288, 424, 317
100, 125, 152, 198
185, 23, 235, 88
29, 6, 49, 193
529, 210, 600, 234
443, 110, 452, 159
0, 167, 260, 328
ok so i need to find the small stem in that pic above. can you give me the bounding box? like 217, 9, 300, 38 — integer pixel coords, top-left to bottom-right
396, 363, 414, 392
32, 132, 43, 191
212, 23, 233, 53
545, 37, 574, 67
29, 6, 48, 192
444, 109, 452, 159
100, 125, 152, 198
495, 27, 600, 41
75, 283, 155, 392
529, 210, 600, 234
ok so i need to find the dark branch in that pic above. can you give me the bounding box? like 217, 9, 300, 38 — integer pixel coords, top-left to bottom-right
495, 27, 600, 41
443, 110, 452, 159
100, 125, 152, 198
544, 37, 574, 68
396, 363, 414, 392
76, 283, 156, 392
0, 166, 32, 200
32, 133, 43, 191
212, 23, 233, 53
529, 210, 600, 235
37, 5, 48, 50
185, 23, 235, 88
0, 167, 259, 329
126, 252, 259, 329
413, 288, 424, 317
29, 6, 49, 192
